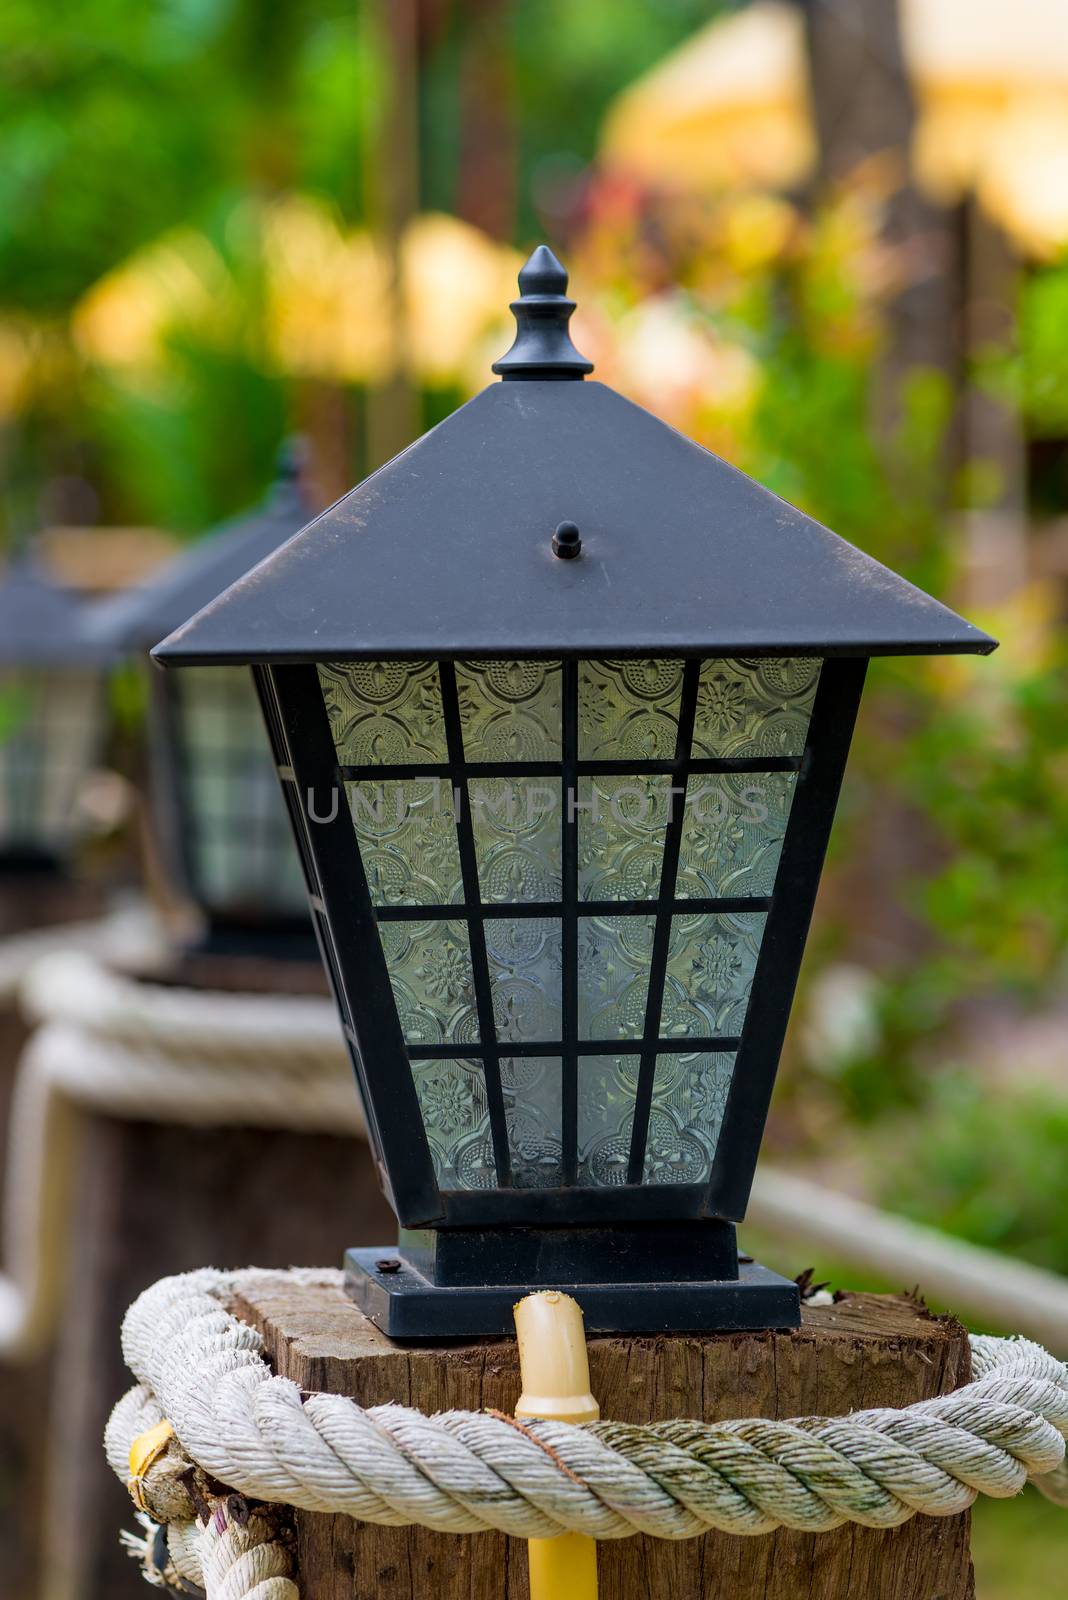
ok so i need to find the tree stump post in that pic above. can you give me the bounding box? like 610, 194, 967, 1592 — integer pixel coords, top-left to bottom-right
233, 1276, 976, 1600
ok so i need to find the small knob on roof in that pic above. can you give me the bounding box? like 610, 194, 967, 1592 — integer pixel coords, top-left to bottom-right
552, 520, 582, 559
492, 245, 594, 382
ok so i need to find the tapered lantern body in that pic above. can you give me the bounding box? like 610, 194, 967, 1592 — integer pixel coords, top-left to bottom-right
0, 564, 114, 874
154, 249, 995, 1335
93, 454, 315, 957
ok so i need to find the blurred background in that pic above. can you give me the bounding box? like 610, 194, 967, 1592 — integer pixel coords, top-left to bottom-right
2, 0, 1067, 1593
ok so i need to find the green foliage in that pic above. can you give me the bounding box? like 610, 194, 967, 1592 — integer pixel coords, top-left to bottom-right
878, 1073, 1068, 1276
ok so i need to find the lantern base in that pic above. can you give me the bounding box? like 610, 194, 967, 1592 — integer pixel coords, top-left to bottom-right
344, 1245, 800, 1339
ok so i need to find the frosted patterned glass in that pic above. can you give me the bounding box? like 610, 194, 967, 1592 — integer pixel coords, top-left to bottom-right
319, 660, 447, 764
346, 779, 462, 906
471, 777, 560, 902
693, 658, 820, 760
643, 1051, 736, 1184
484, 917, 561, 1043
413, 1058, 495, 1189
457, 660, 560, 762
579, 659, 684, 760
661, 912, 765, 1038
577, 1055, 640, 1186
504, 1056, 562, 1188
577, 775, 670, 902
578, 913, 656, 1040
676, 772, 796, 898
378, 919, 478, 1047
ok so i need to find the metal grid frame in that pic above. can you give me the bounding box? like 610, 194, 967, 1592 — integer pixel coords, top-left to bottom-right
261, 657, 865, 1230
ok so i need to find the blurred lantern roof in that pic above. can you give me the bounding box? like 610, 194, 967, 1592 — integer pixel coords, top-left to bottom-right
0, 559, 120, 667
89, 443, 314, 653
154, 247, 994, 668
601, 0, 1068, 258
600, 2, 815, 193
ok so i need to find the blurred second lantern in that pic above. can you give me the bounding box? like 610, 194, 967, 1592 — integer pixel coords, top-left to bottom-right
154, 248, 995, 1336
0, 560, 117, 878
93, 447, 317, 959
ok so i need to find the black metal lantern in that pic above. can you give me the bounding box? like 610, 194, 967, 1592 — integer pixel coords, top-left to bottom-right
153, 249, 996, 1336
93, 448, 317, 959
0, 560, 115, 875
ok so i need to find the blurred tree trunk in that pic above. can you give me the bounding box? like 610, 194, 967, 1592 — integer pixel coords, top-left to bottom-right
456, 0, 517, 241
800, 0, 959, 417
798, 0, 960, 970
363, 0, 421, 468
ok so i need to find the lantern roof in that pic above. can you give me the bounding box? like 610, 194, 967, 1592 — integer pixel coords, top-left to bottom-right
153, 250, 995, 667
93, 441, 313, 654
0, 558, 119, 667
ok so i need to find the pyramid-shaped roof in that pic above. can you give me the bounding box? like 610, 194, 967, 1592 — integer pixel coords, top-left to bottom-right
0, 561, 119, 667
154, 251, 994, 667
92, 448, 312, 654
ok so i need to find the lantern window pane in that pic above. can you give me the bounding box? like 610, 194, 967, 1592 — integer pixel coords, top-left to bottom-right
503, 1055, 562, 1188
675, 771, 796, 899
379, 919, 479, 1047
0, 669, 100, 848
456, 660, 561, 762
318, 661, 448, 765
643, 1051, 736, 1184
471, 777, 561, 902
692, 658, 820, 760
577, 912, 656, 1040
578, 658, 684, 760
662, 912, 765, 1038
578, 774, 670, 901
577, 1055, 640, 1187
346, 778, 463, 906
485, 917, 561, 1043
175, 669, 306, 913
412, 1058, 495, 1189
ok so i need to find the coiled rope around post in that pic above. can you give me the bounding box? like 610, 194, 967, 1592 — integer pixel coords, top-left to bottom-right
107, 1270, 1068, 1599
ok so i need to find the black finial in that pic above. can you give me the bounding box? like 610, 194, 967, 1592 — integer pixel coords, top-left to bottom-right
552, 520, 582, 559
492, 245, 594, 382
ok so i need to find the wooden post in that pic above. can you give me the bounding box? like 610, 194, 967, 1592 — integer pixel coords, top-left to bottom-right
234, 1277, 976, 1600
36, 950, 395, 1600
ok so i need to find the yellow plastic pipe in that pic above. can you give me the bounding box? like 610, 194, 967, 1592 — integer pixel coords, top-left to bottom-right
514, 1291, 600, 1600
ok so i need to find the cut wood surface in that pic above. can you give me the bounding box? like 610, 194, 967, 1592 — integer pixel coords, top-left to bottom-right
234, 1276, 976, 1600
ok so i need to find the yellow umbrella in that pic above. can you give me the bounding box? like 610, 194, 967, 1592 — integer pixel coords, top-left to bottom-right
600, 1, 816, 193
600, 0, 1068, 257
904, 0, 1068, 257
400, 213, 520, 387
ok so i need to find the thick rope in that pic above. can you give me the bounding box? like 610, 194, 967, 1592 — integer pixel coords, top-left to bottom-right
107, 1268, 1068, 1599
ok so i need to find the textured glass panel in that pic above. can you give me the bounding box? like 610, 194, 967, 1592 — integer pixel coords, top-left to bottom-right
485, 917, 561, 1043
471, 778, 560, 902
577, 1055, 640, 1186
661, 911, 765, 1037
676, 772, 796, 899
318, 660, 446, 765
456, 660, 561, 762
175, 669, 307, 915
412, 1058, 495, 1189
578, 913, 655, 1040
346, 778, 462, 906
0, 669, 104, 852
378, 919, 478, 1046
643, 1051, 736, 1184
579, 659, 684, 760
503, 1056, 562, 1188
693, 657, 820, 760
577, 775, 670, 902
